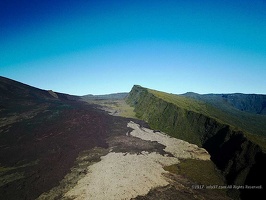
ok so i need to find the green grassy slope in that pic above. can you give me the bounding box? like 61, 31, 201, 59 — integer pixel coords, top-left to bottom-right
127, 85, 266, 199
182, 93, 266, 136
150, 89, 266, 137
148, 88, 266, 151
127, 85, 266, 148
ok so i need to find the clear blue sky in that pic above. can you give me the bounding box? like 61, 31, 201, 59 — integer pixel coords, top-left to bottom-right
1, 0, 265, 95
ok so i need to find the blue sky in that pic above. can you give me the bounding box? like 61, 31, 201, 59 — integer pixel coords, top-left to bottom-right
1, 0, 265, 95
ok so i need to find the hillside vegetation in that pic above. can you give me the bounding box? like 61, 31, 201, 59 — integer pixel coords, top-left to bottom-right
151, 89, 266, 137
127, 85, 266, 199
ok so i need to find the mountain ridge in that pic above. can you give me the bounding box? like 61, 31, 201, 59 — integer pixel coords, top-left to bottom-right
0, 77, 230, 200
182, 92, 266, 115
126, 85, 266, 199
0, 76, 129, 199
82, 92, 128, 100
1, 77, 266, 199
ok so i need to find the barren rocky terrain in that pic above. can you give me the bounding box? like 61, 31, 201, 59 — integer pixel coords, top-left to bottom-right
0, 77, 229, 199
37, 121, 228, 200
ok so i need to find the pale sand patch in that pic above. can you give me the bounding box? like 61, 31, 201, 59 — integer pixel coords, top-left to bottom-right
64, 152, 179, 200
64, 122, 210, 200
128, 121, 210, 160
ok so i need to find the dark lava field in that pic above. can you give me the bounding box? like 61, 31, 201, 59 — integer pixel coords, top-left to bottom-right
0, 77, 137, 199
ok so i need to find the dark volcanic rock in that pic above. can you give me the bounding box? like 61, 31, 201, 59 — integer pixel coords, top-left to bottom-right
0, 77, 132, 200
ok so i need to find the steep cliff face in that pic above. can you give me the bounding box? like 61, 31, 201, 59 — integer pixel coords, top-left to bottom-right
127, 85, 266, 199
126, 85, 224, 146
